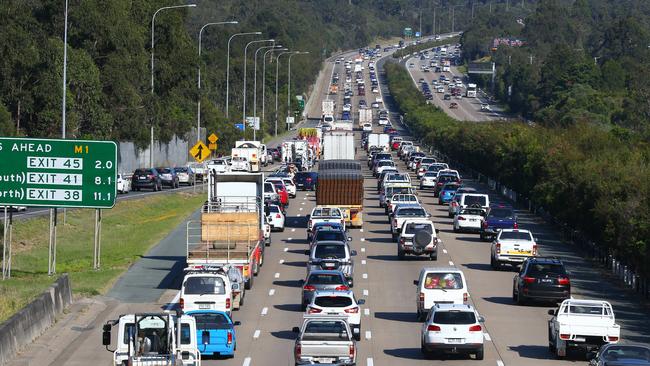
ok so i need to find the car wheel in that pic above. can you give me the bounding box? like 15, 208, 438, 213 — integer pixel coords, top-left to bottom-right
480, 233, 486, 241
398, 248, 405, 260
475, 346, 484, 360
448, 212, 453, 218
512, 287, 518, 302
453, 225, 459, 233
279, 227, 285, 232
490, 256, 497, 269
516, 291, 527, 305
429, 252, 437, 261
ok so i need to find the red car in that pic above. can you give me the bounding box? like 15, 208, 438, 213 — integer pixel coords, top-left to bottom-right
270, 181, 289, 207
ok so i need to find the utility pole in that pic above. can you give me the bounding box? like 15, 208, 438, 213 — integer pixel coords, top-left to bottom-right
529, 55, 534, 65
506, 0, 510, 11
472, 1, 475, 18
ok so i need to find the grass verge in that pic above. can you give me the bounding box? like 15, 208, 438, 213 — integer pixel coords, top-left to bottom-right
0, 192, 204, 322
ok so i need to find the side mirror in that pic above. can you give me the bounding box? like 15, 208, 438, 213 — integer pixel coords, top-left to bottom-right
202, 330, 210, 345
348, 279, 354, 287
413, 280, 419, 285
102, 325, 111, 346
435, 229, 440, 234
548, 309, 557, 316
348, 237, 353, 241
234, 321, 241, 326
351, 250, 358, 256
358, 299, 366, 305
292, 327, 300, 333
426, 213, 432, 218
304, 250, 310, 255
478, 316, 485, 323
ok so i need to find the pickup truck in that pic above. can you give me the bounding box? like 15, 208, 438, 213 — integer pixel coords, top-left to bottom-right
480, 205, 518, 241
490, 229, 537, 269
307, 206, 346, 240
548, 299, 620, 358
293, 315, 357, 366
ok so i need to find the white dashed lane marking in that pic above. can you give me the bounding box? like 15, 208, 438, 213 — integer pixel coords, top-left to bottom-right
243, 357, 252, 366
291, 228, 296, 232
364, 308, 370, 316
361, 248, 366, 252
279, 259, 285, 264
362, 273, 368, 279
269, 289, 275, 296
274, 273, 280, 278
284, 248, 289, 252
367, 358, 373, 366
253, 330, 261, 339
443, 249, 448, 254
484, 332, 491, 341
365, 331, 372, 340
363, 289, 369, 296
287, 237, 293, 241
497, 361, 505, 366
361, 260, 367, 265
449, 261, 454, 266
360, 238, 366, 242
261, 307, 268, 316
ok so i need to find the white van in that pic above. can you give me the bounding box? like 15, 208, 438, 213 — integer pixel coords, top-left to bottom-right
180, 267, 233, 316
414, 267, 469, 320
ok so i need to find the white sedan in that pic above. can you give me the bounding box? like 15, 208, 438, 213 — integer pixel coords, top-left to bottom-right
117, 174, 131, 194
266, 204, 285, 231
362, 123, 373, 132
453, 207, 486, 233
282, 178, 297, 198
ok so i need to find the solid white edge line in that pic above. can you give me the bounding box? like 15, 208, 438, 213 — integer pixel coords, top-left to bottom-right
243, 357, 252, 366
367, 358, 374, 366
484, 332, 491, 341
496, 360, 505, 366
261, 307, 268, 316
253, 330, 261, 339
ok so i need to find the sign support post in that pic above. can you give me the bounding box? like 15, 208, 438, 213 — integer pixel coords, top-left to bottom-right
93, 209, 102, 270
48, 208, 58, 276
2, 207, 7, 279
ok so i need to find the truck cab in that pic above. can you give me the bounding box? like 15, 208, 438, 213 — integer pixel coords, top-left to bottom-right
103, 313, 201, 366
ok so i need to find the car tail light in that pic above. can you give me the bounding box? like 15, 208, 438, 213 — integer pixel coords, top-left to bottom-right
463, 293, 468, 303
457, 216, 466, 221
451, 201, 458, 207
227, 331, 233, 344
469, 325, 482, 332
307, 220, 312, 228
306, 177, 312, 182
295, 344, 301, 359
303, 285, 316, 291
349, 344, 355, 359
179, 298, 184, 310
392, 219, 397, 228
482, 220, 488, 229
607, 336, 619, 342
335, 285, 349, 291
513, 222, 518, 229
419, 292, 425, 304
226, 298, 231, 309
532, 244, 538, 256
399, 238, 405, 245
308, 307, 322, 314
344, 307, 359, 314
557, 277, 570, 285
427, 325, 441, 332
559, 334, 570, 340
340, 219, 345, 225
276, 214, 281, 218
148, 174, 154, 179
523, 276, 536, 284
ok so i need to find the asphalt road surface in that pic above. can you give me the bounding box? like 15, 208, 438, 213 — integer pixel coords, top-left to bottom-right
7, 34, 649, 366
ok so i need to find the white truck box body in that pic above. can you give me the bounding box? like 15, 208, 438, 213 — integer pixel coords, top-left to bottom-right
323, 132, 355, 160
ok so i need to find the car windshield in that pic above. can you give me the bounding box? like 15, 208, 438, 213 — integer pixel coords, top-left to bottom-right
423, 172, 437, 177
267, 206, 281, 214
387, 174, 409, 181
315, 296, 353, 308
314, 231, 346, 242
192, 313, 230, 329
184, 276, 226, 295
499, 231, 533, 241
489, 208, 515, 219
264, 183, 274, 193
405, 223, 433, 234
464, 195, 487, 206
433, 311, 476, 324
312, 208, 341, 218
314, 244, 347, 259
397, 207, 426, 216
527, 263, 567, 276
307, 273, 345, 285
424, 273, 464, 289
303, 321, 349, 341
313, 223, 342, 231
388, 187, 412, 195
421, 158, 436, 164
602, 346, 650, 361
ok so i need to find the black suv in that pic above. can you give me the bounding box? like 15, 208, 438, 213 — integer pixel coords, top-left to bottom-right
512, 257, 570, 305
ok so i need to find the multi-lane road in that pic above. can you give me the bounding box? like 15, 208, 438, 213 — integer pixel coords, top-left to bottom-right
7, 36, 650, 366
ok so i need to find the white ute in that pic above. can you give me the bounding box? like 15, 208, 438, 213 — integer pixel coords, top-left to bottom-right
548, 299, 620, 358
490, 229, 538, 269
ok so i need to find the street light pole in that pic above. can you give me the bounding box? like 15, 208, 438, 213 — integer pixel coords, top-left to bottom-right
243, 38, 273, 133
197, 21, 237, 143
263, 47, 287, 137
225, 31, 261, 119
275, 51, 293, 137
287, 52, 309, 130
150, 3, 197, 168
253, 44, 281, 140
62, 0, 68, 139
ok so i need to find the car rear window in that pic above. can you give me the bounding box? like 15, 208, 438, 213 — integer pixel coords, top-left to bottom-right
489, 208, 514, 219
397, 208, 426, 216
499, 231, 532, 241
464, 195, 487, 206
527, 263, 566, 276
438, 176, 459, 183
460, 208, 485, 216
184, 276, 226, 295
375, 153, 391, 160
314, 296, 353, 308
433, 311, 476, 324
405, 223, 433, 234
192, 313, 230, 329
314, 231, 346, 242
424, 273, 464, 289
134, 169, 151, 175
312, 208, 341, 217
602, 346, 650, 361
378, 161, 394, 167
158, 168, 171, 173
314, 244, 346, 258
303, 321, 349, 341
307, 274, 345, 285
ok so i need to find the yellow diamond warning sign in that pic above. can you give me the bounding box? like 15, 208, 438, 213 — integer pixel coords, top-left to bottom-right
208, 133, 219, 144
190, 141, 210, 163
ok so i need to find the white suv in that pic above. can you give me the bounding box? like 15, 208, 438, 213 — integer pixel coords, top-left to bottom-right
305, 290, 365, 341
180, 268, 233, 316
420, 304, 485, 360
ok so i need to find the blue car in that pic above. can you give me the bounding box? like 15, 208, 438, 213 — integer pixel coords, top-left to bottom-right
185, 310, 238, 357
294, 172, 318, 191
438, 183, 462, 205
480, 205, 518, 241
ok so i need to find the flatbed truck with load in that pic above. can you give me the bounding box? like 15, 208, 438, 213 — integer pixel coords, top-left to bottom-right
186, 172, 265, 290
317, 160, 364, 228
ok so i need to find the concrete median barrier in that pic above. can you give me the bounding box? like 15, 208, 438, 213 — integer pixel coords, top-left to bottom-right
0, 274, 72, 365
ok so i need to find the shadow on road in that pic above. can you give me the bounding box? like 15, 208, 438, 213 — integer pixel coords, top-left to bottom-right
374, 311, 419, 323
273, 280, 303, 288
270, 330, 297, 340
274, 303, 303, 313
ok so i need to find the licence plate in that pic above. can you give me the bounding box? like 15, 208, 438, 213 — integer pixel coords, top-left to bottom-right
447, 338, 464, 344
198, 304, 210, 309
540, 278, 553, 283
139, 177, 147, 180
318, 358, 334, 363
508, 250, 531, 255
324, 263, 336, 268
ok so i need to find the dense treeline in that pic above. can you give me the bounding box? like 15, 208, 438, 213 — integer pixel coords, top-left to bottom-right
0, 0, 440, 152
385, 62, 650, 276
461, 0, 650, 138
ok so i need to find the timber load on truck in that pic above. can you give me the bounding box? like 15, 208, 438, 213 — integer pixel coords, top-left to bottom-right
317, 160, 364, 228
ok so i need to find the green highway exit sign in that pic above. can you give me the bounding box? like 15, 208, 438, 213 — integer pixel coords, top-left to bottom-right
0, 137, 117, 209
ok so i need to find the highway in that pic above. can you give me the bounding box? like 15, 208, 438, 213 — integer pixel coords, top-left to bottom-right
7, 35, 650, 366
